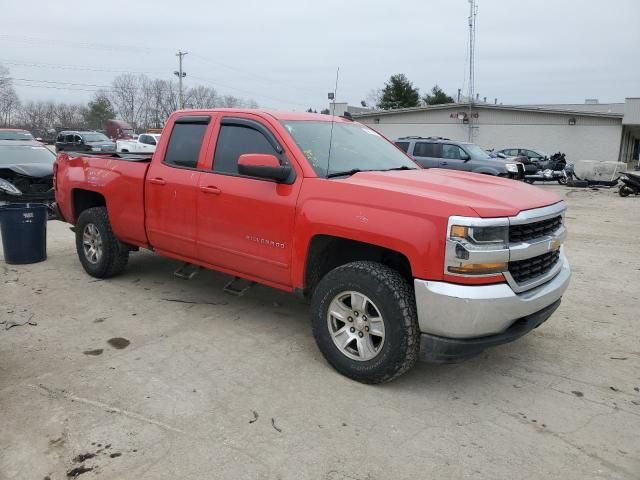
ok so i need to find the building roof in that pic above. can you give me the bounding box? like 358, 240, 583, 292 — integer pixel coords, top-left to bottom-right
352, 102, 625, 119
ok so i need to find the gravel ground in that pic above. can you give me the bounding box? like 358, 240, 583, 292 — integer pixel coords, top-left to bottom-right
0, 185, 638, 479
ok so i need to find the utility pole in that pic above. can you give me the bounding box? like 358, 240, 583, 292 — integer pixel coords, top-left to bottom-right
467, 0, 477, 141
174, 51, 188, 109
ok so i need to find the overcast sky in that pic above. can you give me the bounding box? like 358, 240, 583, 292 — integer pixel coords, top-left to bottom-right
1, 0, 639, 110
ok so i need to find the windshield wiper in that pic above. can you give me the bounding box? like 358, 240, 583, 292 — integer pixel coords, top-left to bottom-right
380, 166, 416, 171
326, 168, 366, 178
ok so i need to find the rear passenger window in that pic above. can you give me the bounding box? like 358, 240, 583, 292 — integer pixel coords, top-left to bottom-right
213, 125, 279, 175
413, 142, 440, 158
395, 141, 410, 153
164, 123, 207, 168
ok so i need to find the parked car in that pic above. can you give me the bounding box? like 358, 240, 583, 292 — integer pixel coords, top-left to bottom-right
117, 133, 161, 153
0, 129, 36, 141
55, 110, 570, 384
498, 148, 548, 163
0, 140, 56, 213
55, 131, 116, 153
395, 136, 524, 179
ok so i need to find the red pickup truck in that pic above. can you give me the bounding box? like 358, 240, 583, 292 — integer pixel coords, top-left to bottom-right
54, 109, 571, 383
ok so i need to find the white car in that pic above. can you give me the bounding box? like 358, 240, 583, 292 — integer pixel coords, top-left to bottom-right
116, 134, 161, 153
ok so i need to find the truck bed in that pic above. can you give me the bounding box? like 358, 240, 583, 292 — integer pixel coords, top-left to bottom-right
55, 152, 151, 247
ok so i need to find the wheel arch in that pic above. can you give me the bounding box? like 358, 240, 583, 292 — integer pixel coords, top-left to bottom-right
302, 234, 413, 297
72, 189, 106, 224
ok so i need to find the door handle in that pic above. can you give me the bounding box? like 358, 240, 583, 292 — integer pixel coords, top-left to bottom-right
440, 162, 448, 166
149, 178, 166, 185
200, 186, 221, 195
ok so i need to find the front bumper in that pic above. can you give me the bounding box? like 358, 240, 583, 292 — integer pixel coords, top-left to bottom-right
414, 255, 570, 360
419, 299, 560, 363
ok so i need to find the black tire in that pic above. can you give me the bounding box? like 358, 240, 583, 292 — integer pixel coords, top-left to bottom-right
75, 207, 129, 278
557, 176, 567, 185
310, 261, 419, 384
619, 186, 631, 197
525, 178, 535, 184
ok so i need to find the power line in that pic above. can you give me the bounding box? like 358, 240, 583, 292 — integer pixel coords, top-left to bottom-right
9, 77, 112, 88
11, 82, 104, 93
190, 52, 320, 97
189, 75, 309, 109
0, 34, 170, 54
0, 58, 166, 75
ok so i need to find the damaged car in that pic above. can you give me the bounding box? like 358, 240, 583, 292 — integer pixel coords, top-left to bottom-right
0, 140, 56, 216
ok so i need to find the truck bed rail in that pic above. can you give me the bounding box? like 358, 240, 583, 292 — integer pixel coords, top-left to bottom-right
60, 151, 153, 162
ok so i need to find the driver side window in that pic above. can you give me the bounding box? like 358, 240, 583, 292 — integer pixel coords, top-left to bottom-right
213, 124, 280, 175
442, 144, 465, 160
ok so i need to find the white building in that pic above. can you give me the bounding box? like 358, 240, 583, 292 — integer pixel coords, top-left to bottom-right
340, 98, 640, 167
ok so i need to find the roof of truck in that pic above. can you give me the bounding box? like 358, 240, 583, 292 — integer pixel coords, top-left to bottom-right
175, 108, 354, 123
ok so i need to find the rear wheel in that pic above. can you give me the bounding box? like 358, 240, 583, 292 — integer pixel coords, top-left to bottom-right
310, 261, 419, 384
75, 207, 129, 278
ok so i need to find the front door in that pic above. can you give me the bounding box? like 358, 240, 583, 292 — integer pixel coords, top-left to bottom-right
196, 116, 300, 287
145, 117, 211, 259
439, 144, 469, 171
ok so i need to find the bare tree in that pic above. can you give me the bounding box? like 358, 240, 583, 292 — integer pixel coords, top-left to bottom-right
185, 85, 219, 109
108, 74, 142, 129
221, 95, 241, 108
0, 65, 20, 126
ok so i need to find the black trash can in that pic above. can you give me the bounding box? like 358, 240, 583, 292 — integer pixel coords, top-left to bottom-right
0, 203, 47, 264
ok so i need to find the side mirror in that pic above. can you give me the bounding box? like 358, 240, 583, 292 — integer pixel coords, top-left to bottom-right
238, 154, 292, 182
461, 153, 471, 161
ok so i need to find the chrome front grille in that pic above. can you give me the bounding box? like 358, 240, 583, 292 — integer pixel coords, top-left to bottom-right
505, 202, 567, 292
509, 215, 562, 243
508, 250, 561, 284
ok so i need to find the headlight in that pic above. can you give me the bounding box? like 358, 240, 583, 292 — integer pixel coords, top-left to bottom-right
0, 178, 22, 196
505, 163, 520, 173
449, 224, 508, 247
446, 217, 509, 277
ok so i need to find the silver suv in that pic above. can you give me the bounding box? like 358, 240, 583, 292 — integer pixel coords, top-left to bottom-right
395, 136, 523, 179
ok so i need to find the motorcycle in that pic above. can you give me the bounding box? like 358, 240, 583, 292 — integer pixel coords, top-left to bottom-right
522, 152, 567, 184
618, 172, 640, 197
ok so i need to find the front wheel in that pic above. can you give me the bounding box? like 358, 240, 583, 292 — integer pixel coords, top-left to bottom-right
75, 207, 129, 278
619, 186, 632, 197
557, 176, 568, 185
310, 261, 419, 384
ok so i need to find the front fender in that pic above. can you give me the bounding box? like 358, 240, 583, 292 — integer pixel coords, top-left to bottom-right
291, 197, 445, 289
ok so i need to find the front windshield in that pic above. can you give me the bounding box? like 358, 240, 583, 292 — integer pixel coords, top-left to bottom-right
0, 145, 55, 165
282, 121, 417, 177
465, 144, 492, 160
82, 133, 110, 142
0, 131, 35, 141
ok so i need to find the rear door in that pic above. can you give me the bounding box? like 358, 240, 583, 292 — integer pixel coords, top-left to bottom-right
411, 142, 441, 168
145, 115, 211, 259
195, 115, 301, 287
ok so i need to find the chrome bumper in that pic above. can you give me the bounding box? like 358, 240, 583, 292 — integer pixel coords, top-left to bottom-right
414, 254, 571, 339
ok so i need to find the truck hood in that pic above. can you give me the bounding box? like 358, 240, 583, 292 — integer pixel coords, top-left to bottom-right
344, 168, 563, 217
